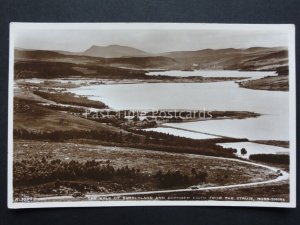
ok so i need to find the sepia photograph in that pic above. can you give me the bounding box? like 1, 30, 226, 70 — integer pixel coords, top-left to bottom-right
8, 23, 296, 208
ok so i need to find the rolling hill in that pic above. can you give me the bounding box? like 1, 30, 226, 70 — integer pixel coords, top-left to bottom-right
162, 47, 288, 73
14, 45, 289, 79
79, 44, 150, 58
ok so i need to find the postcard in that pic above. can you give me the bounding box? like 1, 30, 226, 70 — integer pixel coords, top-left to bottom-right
8, 23, 296, 208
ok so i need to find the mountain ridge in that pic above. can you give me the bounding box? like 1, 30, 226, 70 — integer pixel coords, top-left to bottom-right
15, 45, 289, 75
79, 44, 151, 58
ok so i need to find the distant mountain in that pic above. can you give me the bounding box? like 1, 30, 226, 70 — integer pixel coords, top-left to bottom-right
14, 46, 289, 76
79, 45, 150, 58
14, 48, 177, 70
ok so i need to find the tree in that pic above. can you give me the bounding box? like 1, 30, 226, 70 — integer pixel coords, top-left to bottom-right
241, 148, 247, 156
191, 168, 197, 176
144, 135, 150, 144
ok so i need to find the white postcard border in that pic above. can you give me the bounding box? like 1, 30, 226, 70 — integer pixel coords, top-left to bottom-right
7, 23, 296, 209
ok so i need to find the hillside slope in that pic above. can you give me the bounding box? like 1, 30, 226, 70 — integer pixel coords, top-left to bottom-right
163, 47, 288, 73
80, 45, 150, 58
14, 46, 289, 78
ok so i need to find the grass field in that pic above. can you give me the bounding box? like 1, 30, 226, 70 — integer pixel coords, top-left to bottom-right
14, 140, 277, 190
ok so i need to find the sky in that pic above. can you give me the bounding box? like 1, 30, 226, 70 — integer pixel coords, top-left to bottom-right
14, 28, 289, 53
